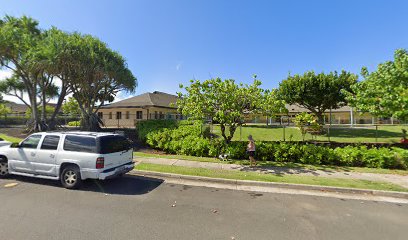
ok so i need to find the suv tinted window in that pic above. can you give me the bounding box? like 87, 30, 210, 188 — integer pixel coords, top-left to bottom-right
63, 135, 96, 153
41, 135, 60, 150
99, 135, 132, 154
20, 135, 42, 149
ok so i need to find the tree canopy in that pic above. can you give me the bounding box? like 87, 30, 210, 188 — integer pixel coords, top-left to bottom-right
62, 97, 81, 117
277, 70, 358, 124
177, 77, 265, 143
0, 15, 43, 131
259, 88, 287, 122
0, 15, 137, 131
0, 103, 11, 115
58, 32, 137, 131
346, 49, 408, 121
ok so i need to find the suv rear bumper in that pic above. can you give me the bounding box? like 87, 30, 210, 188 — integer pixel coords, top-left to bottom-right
81, 162, 135, 180
99, 162, 135, 180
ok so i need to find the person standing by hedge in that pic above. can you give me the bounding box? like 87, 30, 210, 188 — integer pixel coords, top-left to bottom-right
247, 135, 256, 167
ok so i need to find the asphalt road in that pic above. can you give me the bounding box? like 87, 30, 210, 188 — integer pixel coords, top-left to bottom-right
1, 175, 407, 240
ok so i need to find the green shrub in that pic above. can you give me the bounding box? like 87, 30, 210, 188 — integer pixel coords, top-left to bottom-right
137, 120, 178, 141
143, 121, 408, 170
67, 120, 80, 127
145, 121, 214, 156
391, 147, 408, 169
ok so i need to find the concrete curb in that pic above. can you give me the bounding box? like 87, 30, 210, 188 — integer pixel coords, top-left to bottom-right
129, 169, 408, 200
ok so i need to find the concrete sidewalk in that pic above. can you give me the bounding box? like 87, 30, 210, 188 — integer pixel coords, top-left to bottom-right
134, 156, 408, 189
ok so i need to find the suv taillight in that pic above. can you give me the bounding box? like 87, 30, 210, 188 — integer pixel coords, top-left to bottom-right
96, 157, 104, 169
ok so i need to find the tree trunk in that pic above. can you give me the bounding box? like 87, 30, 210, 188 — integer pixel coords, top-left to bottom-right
80, 112, 102, 131
28, 93, 41, 132
228, 125, 237, 142
316, 112, 325, 125
40, 88, 47, 130
220, 123, 229, 143
220, 123, 238, 144
48, 86, 68, 130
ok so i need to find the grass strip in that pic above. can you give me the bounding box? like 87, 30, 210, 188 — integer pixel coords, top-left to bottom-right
134, 152, 408, 176
0, 134, 23, 143
135, 163, 408, 192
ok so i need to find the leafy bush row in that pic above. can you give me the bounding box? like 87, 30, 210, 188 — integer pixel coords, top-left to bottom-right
136, 120, 179, 141
67, 120, 80, 126
144, 123, 408, 169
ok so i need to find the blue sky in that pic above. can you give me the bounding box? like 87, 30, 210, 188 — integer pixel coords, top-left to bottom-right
1, 0, 408, 101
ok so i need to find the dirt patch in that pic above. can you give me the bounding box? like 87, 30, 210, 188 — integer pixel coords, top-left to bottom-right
135, 145, 167, 155
0, 127, 29, 139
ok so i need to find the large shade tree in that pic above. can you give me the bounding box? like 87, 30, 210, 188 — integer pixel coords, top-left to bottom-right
277, 70, 358, 124
0, 16, 137, 131
177, 77, 263, 143
0, 15, 44, 131
57, 33, 137, 131
259, 88, 287, 125
346, 49, 408, 121
0, 16, 62, 131
29, 28, 68, 129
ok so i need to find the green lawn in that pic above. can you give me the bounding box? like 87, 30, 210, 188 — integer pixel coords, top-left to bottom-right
133, 152, 408, 176
136, 163, 408, 192
0, 134, 23, 143
212, 125, 407, 143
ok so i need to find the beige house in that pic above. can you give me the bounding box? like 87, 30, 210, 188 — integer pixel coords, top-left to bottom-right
97, 91, 400, 128
4, 102, 29, 114
247, 104, 400, 125
97, 91, 181, 128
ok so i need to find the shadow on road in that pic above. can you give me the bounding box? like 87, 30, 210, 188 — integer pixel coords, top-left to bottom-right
236, 165, 355, 177
7, 174, 164, 196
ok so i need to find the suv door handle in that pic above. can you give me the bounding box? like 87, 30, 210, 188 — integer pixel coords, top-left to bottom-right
50, 154, 55, 158
30, 152, 36, 157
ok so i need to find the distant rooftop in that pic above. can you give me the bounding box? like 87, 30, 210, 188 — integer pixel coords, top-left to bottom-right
4, 102, 28, 113
286, 104, 353, 113
3, 102, 58, 113
100, 91, 178, 109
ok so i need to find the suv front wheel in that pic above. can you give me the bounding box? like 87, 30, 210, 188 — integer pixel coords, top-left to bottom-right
0, 156, 9, 178
60, 165, 82, 189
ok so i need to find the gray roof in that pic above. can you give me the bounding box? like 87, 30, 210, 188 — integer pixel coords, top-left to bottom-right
101, 91, 178, 109
286, 104, 353, 113
4, 102, 59, 113
4, 102, 28, 113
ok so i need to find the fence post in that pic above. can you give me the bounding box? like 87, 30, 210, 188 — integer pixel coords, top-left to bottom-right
375, 125, 378, 143
240, 125, 242, 141
283, 124, 286, 142
327, 125, 331, 142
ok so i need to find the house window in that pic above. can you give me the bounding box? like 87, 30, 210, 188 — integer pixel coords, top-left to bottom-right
159, 111, 163, 119
97, 112, 103, 119
154, 111, 158, 119
109, 112, 112, 119
136, 111, 143, 119
126, 111, 130, 119
116, 112, 122, 119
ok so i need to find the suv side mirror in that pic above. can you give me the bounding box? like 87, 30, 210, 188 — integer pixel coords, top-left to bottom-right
10, 142, 20, 148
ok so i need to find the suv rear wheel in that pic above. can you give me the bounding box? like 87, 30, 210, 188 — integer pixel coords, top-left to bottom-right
0, 156, 9, 178
60, 165, 82, 189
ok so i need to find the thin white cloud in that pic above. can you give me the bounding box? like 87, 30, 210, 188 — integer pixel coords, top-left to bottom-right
176, 62, 182, 71
0, 69, 12, 80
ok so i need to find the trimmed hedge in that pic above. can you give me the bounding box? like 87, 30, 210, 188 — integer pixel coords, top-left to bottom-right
136, 119, 179, 141
143, 122, 408, 170
67, 120, 80, 126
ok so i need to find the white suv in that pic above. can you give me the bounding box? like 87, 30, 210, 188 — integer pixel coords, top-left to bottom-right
0, 132, 134, 189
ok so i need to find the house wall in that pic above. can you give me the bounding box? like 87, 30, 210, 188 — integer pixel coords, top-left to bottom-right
245, 111, 379, 125
96, 107, 179, 128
